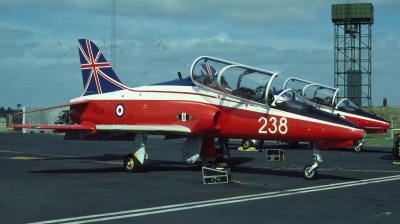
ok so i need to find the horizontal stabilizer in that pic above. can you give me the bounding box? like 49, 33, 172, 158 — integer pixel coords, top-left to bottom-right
12, 121, 96, 133
13, 100, 89, 115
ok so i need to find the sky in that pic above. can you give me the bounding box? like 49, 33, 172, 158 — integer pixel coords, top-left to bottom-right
0, 0, 400, 109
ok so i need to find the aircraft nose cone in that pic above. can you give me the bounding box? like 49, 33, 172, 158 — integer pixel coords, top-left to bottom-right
363, 130, 367, 139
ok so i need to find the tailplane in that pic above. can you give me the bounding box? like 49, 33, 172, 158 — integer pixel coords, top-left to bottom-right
78, 39, 128, 96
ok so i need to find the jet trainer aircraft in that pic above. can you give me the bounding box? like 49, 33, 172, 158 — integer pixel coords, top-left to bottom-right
282, 77, 390, 152
13, 39, 366, 180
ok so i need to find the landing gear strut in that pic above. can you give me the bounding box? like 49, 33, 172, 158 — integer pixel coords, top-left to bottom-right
123, 132, 147, 173
303, 143, 323, 180
393, 134, 400, 160
354, 139, 365, 153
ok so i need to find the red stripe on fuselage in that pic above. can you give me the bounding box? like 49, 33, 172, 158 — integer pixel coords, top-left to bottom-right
70, 99, 364, 144
333, 112, 390, 131
311, 102, 389, 133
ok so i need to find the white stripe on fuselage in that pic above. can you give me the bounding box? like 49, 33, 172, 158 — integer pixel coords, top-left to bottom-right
333, 109, 388, 125
71, 85, 358, 130
311, 103, 388, 126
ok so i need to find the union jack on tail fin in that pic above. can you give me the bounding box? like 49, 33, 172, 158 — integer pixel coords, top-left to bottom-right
77, 39, 128, 96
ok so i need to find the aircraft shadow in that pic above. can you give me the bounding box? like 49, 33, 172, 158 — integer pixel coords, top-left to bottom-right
28, 167, 125, 174
321, 147, 387, 153
27, 155, 256, 174
233, 142, 392, 153
34, 153, 127, 162
229, 166, 359, 181
380, 154, 400, 161
27, 155, 357, 180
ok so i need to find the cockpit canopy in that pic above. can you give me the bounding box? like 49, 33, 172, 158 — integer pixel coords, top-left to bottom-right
189, 57, 317, 113
336, 98, 360, 111
283, 77, 340, 108
190, 56, 278, 105
271, 89, 313, 110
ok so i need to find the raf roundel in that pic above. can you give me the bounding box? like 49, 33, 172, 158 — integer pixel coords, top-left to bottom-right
115, 103, 124, 118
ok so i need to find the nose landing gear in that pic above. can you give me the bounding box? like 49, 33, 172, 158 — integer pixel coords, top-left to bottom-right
303, 143, 323, 180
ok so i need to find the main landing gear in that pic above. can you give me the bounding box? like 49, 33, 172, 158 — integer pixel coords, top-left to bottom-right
124, 132, 148, 173
303, 143, 323, 180
124, 153, 140, 172
239, 139, 264, 151
200, 138, 230, 165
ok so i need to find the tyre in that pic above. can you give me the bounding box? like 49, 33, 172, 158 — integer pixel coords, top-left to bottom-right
241, 139, 253, 149
124, 153, 140, 173
303, 164, 318, 180
354, 141, 363, 153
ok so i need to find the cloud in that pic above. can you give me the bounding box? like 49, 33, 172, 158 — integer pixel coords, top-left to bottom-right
29, 42, 76, 59
1, 0, 400, 107
0, 27, 33, 39
0, 0, 325, 27
0, 41, 37, 58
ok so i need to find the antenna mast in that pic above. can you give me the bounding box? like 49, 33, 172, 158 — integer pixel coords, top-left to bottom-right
111, 0, 116, 69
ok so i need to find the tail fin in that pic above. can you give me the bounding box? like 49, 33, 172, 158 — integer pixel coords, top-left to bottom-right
77, 39, 128, 96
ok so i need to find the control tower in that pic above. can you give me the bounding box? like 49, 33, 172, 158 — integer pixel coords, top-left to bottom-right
332, 3, 374, 107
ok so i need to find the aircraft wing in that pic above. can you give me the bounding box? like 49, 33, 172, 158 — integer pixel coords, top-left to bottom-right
13, 121, 96, 133
95, 125, 191, 133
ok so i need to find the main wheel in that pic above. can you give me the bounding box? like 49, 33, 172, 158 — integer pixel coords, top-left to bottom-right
303, 164, 318, 180
124, 153, 140, 173
242, 139, 253, 149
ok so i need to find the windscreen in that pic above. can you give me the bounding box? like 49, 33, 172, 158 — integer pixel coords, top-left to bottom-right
283, 78, 338, 108
190, 56, 277, 104
336, 98, 359, 111
272, 89, 313, 109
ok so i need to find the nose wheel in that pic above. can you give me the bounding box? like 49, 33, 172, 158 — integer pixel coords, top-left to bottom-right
303, 144, 323, 180
354, 140, 365, 153
303, 164, 318, 180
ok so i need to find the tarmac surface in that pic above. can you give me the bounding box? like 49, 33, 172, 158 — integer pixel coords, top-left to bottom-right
1, 132, 400, 224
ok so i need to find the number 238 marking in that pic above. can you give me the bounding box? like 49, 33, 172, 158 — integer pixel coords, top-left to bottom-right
258, 116, 288, 134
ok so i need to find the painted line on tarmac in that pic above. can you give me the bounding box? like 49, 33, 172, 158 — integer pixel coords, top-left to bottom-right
29, 174, 400, 224
2, 156, 43, 160
1, 150, 117, 164
0, 150, 77, 158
